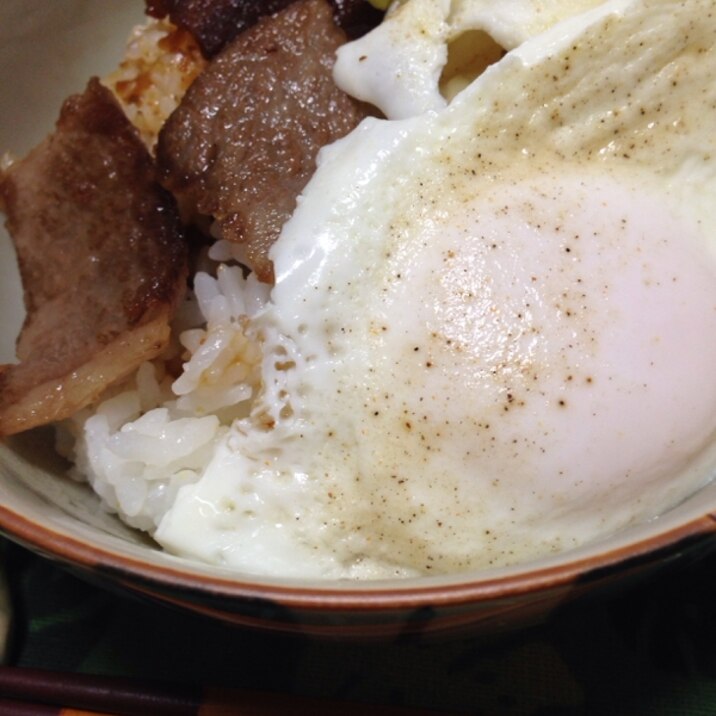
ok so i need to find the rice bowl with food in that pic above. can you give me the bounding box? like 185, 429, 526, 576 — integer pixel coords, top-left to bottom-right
1, 0, 716, 593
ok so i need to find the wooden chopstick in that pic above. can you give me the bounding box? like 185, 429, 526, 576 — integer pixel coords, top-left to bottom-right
0, 666, 450, 715
0, 667, 197, 716
0, 697, 110, 716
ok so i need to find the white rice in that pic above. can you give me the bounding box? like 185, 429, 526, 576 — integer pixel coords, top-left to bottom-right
58, 266, 270, 532
103, 19, 205, 149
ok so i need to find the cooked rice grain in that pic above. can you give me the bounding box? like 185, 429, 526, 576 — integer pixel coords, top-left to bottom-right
62, 267, 268, 532
104, 19, 205, 149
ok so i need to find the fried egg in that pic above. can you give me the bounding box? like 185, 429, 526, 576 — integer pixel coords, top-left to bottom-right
333, 0, 607, 118
156, 0, 716, 578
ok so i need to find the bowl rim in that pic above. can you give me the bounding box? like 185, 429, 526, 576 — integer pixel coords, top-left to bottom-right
1, 500, 714, 611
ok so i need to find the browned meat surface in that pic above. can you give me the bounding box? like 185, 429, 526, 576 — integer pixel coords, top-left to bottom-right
145, 0, 382, 58
156, 0, 369, 283
147, 0, 293, 58
0, 79, 187, 436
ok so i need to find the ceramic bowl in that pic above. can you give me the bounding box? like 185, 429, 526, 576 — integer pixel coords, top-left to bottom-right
1, 0, 715, 639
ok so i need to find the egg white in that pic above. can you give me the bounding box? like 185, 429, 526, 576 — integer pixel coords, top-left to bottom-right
156, 0, 716, 578
333, 0, 609, 118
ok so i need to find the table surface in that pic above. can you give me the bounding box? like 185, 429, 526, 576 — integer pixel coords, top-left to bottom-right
3, 538, 716, 715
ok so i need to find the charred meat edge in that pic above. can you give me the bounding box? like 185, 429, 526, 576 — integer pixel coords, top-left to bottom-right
145, 0, 383, 57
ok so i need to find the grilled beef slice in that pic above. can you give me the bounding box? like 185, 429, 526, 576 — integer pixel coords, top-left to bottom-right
146, 0, 382, 57
156, 0, 368, 283
0, 78, 187, 435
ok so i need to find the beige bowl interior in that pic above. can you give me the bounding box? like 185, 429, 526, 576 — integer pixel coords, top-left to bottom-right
0, 0, 715, 611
